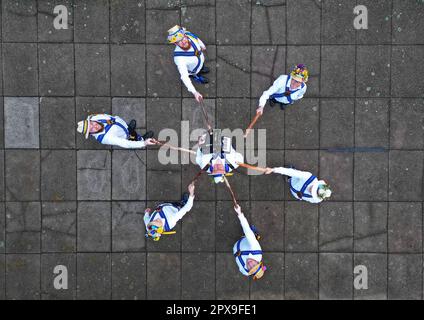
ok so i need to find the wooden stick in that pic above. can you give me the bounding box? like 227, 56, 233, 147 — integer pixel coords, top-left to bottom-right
199, 100, 213, 133
236, 162, 268, 173
153, 139, 196, 155
223, 176, 238, 207
190, 170, 204, 185
243, 112, 262, 138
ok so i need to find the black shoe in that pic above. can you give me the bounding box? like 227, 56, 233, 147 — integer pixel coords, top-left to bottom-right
269, 98, 276, 107
199, 66, 210, 74
142, 131, 154, 140
190, 74, 209, 84
128, 119, 136, 134
180, 192, 189, 206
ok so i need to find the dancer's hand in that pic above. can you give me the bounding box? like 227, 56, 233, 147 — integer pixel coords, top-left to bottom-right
234, 205, 242, 215
194, 91, 203, 103
198, 134, 206, 146
256, 106, 264, 115
188, 183, 195, 196
144, 138, 156, 146
264, 167, 273, 175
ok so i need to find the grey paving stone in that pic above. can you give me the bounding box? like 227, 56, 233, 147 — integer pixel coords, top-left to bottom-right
6, 254, 40, 300
355, 98, 389, 148
147, 252, 181, 300
40, 97, 75, 149
285, 98, 320, 149
146, 45, 181, 97
77, 202, 111, 252
356, 0, 391, 44
389, 151, 423, 201
388, 254, 423, 300
182, 201, 215, 251
354, 254, 387, 300
41, 150, 77, 201
41, 253, 76, 300
392, 0, 424, 44
388, 202, 422, 253
181, 252, 215, 300
147, 98, 181, 145
3, 43, 38, 96
181, 0, 216, 44
0, 151, 4, 202
322, 0, 356, 44
146, 0, 182, 9
182, 45, 217, 98
77, 253, 111, 300
75, 44, 110, 96
111, 98, 146, 131
354, 202, 387, 253
2, 0, 37, 42
287, 46, 320, 97
216, 201, 249, 252
76, 97, 112, 149
110, 0, 145, 44
319, 202, 353, 252
320, 152, 353, 201
252, 0, 286, 45
321, 46, 355, 97
39, 44, 75, 96
0, 99, 3, 148
319, 253, 353, 300
287, 0, 321, 44
6, 202, 40, 254
38, 0, 74, 42
112, 253, 146, 300
112, 202, 146, 251
42, 202, 76, 253
390, 98, 424, 149
111, 45, 146, 96
146, 8, 179, 44
77, 150, 111, 200
249, 99, 284, 150
250, 151, 284, 201
250, 253, 284, 300
0, 255, 4, 299
112, 150, 146, 200
5, 150, 40, 201
251, 46, 286, 99
216, 252, 249, 300
217, 46, 251, 97
250, 201, 284, 251
216, 0, 251, 45
146, 149, 181, 201
320, 98, 354, 148
356, 46, 391, 97
217, 172, 250, 201
285, 201, 318, 252
0, 204, 4, 253
354, 153, 388, 201
391, 46, 424, 97
182, 164, 217, 201
74, 0, 109, 43
4, 97, 39, 149
285, 253, 318, 300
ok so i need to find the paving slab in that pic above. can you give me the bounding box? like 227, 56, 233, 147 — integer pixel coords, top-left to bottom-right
250, 253, 284, 300
6, 202, 41, 254
77, 253, 111, 300
285, 253, 318, 300
112, 253, 146, 300
388, 254, 423, 300
5, 150, 40, 201
74, 0, 109, 43
42, 202, 76, 253
77, 202, 111, 252
354, 253, 387, 300
0, 204, 4, 253
39, 44, 75, 96
41, 253, 76, 300
0, 152, 3, 202
388, 202, 422, 253
6, 254, 40, 300
0, 255, 4, 299
354, 202, 387, 253
319, 253, 353, 300
147, 252, 181, 300
4, 97, 39, 149
38, 0, 74, 42
181, 0, 216, 44
392, 0, 424, 44
252, 0, 286, 45
319, 202, 353, 252
111, 45, 146, 96
322, 0, 356, 44
110, 0, 145, 44
2, 0, 37, 42
41, 150, 77, 201
146, 8, 180, 44
40, 97, 76, 149
112, 202, 146, 252
357, 0, 392, 44
354, 152, 388, 201
215, 252, 249, 300
147, 98, 181, 141
181, 252, 215, 300
216, 0, 251, 45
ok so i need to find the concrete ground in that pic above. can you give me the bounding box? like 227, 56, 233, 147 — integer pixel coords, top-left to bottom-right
0, 0, 423, 300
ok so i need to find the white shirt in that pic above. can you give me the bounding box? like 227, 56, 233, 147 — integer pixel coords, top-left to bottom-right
173, 33, 206, 94
143, 196, 194, 231
195, 146, 243, 173
273, 167, 322, 203
258, 74, 307, 107
233, 213, 262, 276
90, 114, 146, 149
